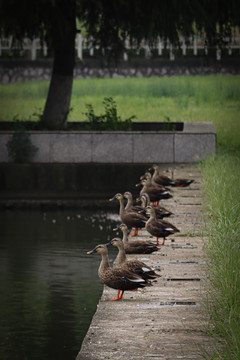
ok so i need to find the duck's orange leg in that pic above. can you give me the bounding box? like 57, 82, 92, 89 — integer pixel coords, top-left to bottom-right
156, 237, 165, 245
130, 227, 138, 237
109, 290, 124, 301
159, 237, 165, 245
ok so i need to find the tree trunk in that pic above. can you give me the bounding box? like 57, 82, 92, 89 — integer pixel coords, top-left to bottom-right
41, 1, 76, 129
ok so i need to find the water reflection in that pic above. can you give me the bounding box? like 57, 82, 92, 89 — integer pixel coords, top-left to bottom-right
0, 209, 120, 360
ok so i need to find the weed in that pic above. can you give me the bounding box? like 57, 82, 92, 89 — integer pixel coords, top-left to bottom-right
6, 121, 38, 162
82, 96, 136, 130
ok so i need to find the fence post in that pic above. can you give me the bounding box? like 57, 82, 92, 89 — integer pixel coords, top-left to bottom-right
193, 36, 197, 55
77, 34, 83, 60
157, 37, 162, 56
216, 46, 221, 60
181, 37, 187, 56
144, 42, 151, 59
31, 39, 38, 60
123, 38, 128, 61
8, 36, 13, 56
169, 43, 175, 61
43, 42, 48, 57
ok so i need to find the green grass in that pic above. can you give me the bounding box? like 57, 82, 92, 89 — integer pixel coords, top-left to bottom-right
199, 148, 240, 360
0, 75, 240, 147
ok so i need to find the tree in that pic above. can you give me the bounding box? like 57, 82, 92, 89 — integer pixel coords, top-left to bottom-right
0, 0, 240, 129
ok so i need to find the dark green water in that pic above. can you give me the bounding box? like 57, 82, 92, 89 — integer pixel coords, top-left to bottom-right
0, 209, 120, 360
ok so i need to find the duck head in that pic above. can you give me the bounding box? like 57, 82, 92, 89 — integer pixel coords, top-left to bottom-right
109, 193, 123, 201
123, 191, 132, 200
113, 223, 128, 233
87, 244, 107, 255
108, 237, 123, 248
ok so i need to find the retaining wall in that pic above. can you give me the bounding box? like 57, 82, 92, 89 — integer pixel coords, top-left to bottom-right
0, 122, 216, 164
1, 58, 240, 83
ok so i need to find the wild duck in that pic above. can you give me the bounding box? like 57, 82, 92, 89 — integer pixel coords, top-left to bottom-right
137, 178, 172, 206
114, 223, 159, 254
107, 237, 161, 280
124, 191, 143, 213
87, 244, 151, 301
143, 205, 180, 245
109, 193, 148, 237
138, 193, 173, 219
150, 164, 194, 187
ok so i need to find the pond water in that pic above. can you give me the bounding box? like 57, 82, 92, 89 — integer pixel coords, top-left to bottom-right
0, 209, 120, 360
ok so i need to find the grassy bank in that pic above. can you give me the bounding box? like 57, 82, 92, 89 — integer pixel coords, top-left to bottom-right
0, 75, 240, 147
199, 147, 240, 360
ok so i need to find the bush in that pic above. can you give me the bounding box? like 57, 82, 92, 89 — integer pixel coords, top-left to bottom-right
6, 125, 38, 163
83, 97, 136, 130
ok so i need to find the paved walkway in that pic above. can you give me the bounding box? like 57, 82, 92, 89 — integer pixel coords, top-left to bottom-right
76, 164, 213, 360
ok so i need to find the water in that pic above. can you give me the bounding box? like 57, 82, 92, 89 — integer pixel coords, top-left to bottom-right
0, 209, 120, 360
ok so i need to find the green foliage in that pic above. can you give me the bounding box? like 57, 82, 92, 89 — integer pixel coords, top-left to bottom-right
199, 147, 240, 360
6, 122, 38, 163
82, 97, 135, 130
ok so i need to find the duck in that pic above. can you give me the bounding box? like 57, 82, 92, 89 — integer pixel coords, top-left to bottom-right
149, 164, 194, 187
109, 193, 148, 237
87, 244, 151, 301
107, 237, 161, 280
123, 191, 143, 213
143, 205, 180, 245
138, 193, 173, 219
114, 223, 159, 254
137, 178, 172, 206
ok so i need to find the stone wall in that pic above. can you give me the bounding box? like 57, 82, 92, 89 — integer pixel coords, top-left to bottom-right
1, 57, 240, 83
0, 122, 216, 164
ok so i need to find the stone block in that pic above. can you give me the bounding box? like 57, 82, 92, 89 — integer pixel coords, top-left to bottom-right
133, 133, 174, 163
50, 133, 92, 162
175, 134, 216, 162
92, 133, 133, 163
0, 133, 10, 162
31, 133, 51, 162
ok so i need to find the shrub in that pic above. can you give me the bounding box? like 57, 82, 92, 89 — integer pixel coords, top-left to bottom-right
6, 124, 38, 163
83, 97, 136, 130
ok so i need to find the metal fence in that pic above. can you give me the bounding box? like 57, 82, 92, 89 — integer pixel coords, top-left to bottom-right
0, 34, 240, 61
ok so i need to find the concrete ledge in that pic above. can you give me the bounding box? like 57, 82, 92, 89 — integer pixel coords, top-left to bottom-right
0, 122, 216, 163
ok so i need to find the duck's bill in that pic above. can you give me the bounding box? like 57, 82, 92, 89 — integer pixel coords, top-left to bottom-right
113, 226, 120, 231
87, 249, 97, 254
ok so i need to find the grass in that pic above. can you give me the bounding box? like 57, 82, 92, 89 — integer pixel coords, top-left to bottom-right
0, 75, 240, 147
199, 147, 240, 360
1, 74, 240, 358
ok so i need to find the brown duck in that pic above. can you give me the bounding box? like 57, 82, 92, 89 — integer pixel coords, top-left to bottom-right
138, 192, 173, 218
124, 191, 143, 213
137, 178, 172, 206
87, 244, 151, 301
114, 223, 159, 254
109, 193, 148, 237
150, 164, 194, 187
144, 205, 180, 245
107, 237, 161, 280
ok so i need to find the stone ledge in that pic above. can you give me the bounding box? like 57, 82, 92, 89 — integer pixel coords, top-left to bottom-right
0, 122, 216, 163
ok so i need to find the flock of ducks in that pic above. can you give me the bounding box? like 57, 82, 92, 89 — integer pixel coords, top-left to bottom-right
87, 164, 194, 301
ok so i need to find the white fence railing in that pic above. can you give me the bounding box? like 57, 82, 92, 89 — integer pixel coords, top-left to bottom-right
0, 34, 240, 61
